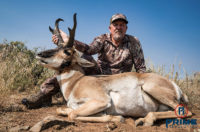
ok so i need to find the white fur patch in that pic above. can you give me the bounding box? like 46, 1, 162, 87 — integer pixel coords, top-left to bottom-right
107, 76, 148, 116
171, 81, 182, 100
61, 82, 69, 100
110, 92, 120, 106
46, 57, 63, 68
56, 70, 75, 82
56, 70, 76, 100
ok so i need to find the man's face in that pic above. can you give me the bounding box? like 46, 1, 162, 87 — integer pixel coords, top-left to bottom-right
109, 20, 127, 42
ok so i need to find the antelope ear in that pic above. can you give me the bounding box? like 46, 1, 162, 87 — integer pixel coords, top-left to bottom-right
76, 57, 95, 67
73, 49, 95, 67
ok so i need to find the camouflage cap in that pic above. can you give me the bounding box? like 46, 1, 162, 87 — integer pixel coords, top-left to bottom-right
110, 13, 128, 24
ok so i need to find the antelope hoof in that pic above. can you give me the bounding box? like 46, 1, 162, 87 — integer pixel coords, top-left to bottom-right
68, 111, 77, 121
135, 118, 145, 126
135, 118, 154, 126
56, 108, 73, 116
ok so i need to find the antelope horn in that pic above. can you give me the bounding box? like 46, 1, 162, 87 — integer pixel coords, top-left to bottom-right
65, 13, 77, 48
49, 18, 64, 46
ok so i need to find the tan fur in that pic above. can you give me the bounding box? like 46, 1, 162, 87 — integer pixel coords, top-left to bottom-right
138, 73, 178, 108
58, 71, 84, 100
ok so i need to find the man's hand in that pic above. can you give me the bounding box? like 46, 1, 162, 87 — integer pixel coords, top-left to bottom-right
52, 30, 69, 45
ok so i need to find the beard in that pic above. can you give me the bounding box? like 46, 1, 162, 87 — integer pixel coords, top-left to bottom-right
113, 31, 124, 42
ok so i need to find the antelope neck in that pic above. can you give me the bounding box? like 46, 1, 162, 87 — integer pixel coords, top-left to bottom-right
56, 70, 84, 85
56, 70, 84, 101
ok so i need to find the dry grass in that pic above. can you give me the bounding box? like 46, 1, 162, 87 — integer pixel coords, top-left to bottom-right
0, 40, 54, 94
0, 40, 199, 110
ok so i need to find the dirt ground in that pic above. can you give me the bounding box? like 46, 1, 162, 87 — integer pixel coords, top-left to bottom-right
0, 93, 200, 132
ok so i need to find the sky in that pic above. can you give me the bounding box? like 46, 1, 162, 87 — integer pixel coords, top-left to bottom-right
0, 0, 200, 76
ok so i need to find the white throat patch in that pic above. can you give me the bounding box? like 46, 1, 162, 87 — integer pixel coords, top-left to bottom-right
56, 70, 76, 82
56, 70, 76, 100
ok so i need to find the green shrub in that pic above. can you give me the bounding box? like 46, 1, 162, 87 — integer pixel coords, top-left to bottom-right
0, 40, 54, 93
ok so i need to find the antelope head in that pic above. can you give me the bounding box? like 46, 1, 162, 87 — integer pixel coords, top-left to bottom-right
36, 13, 95, 72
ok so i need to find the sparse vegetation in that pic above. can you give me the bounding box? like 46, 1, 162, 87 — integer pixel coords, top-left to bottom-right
0, 40, 199, 109
0, 40, 54, 94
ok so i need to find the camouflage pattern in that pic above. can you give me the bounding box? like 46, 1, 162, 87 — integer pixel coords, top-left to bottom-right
40, 76, 60, 95
22, 76, 60, 109
74, 33, 146, 75
110, 13, 128, 24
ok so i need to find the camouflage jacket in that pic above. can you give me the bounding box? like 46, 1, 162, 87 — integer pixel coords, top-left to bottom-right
74, 33, 146, 75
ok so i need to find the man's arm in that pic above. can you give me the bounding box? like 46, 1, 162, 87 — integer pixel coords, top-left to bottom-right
130, 36, 146, 73
52, 30, 104, 55
74, 37, 104, 55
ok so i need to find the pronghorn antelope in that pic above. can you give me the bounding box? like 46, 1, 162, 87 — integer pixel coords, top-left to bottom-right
36, 13, 192, 126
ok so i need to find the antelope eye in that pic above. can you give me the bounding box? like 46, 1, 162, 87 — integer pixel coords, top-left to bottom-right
64, 50, 71, 56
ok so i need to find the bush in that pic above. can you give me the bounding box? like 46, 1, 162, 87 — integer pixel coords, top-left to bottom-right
0, 40, 54, 93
